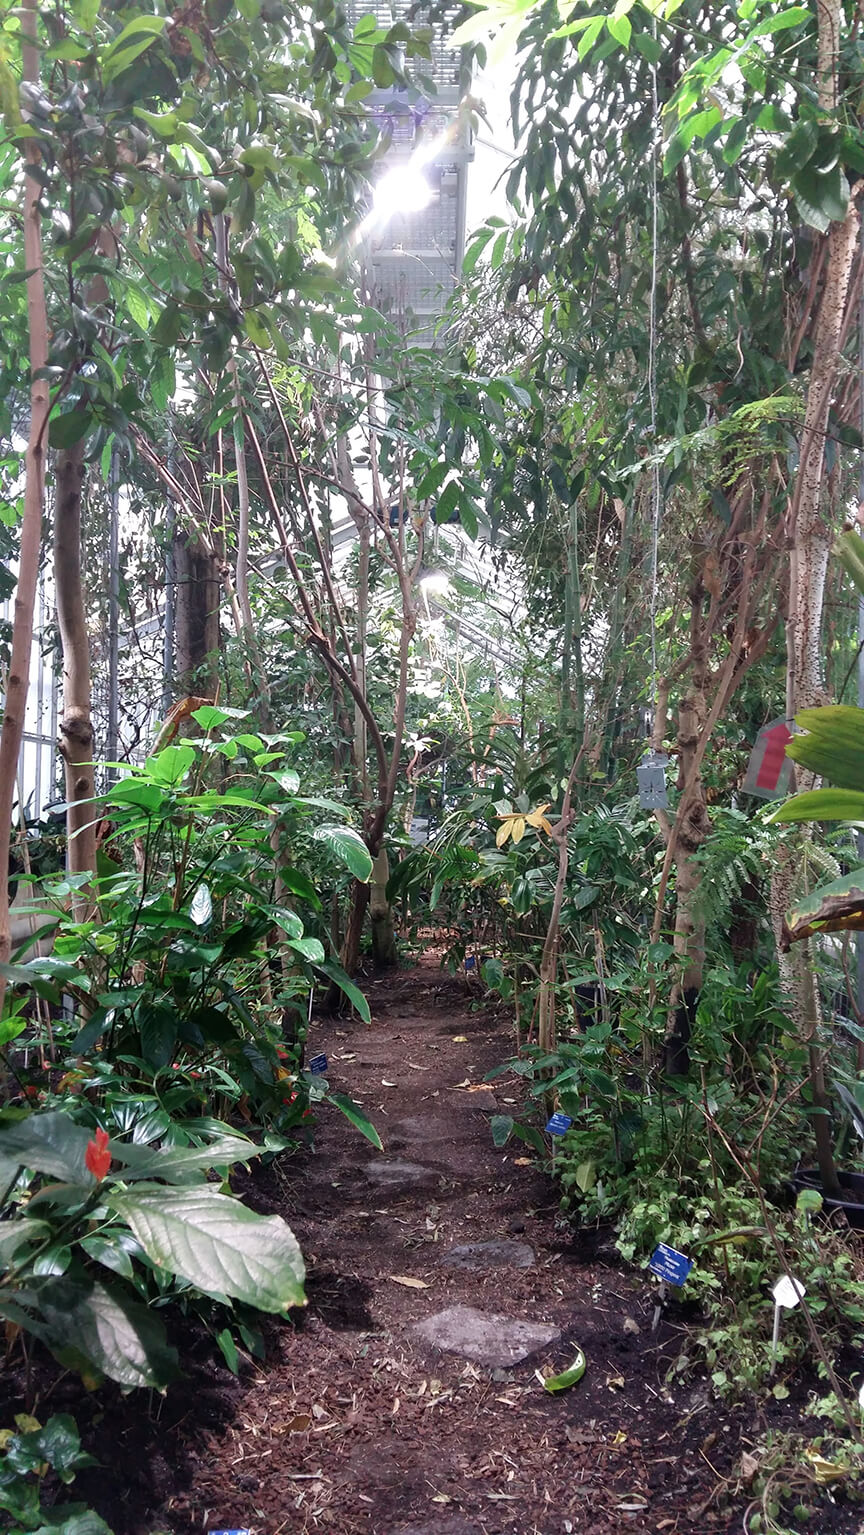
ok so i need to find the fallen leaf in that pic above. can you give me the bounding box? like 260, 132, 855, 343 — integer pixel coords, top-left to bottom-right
450, 1079, 473, 1089
389, 1275, 431, 1289
381, 1079, 397, 1087
740, 1451, 759, 1483
286, 1414, 312, 1433
623, 1316, 640, 1335
606, 1374, 625, 1389
452, 1035, 468, 1043
514, 1156, 532, 1165
611, 1430, 627, 1445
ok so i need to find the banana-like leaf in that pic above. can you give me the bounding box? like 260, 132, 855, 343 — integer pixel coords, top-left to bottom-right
784, 706, 864, 792
835, 529, 864, 597
783, 866, 864, 946
770, 788, 864, 823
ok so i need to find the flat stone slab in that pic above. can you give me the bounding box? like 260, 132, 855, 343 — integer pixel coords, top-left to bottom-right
411, 1304, 559, 1368
441, 1240, 535, 1271
391, 1115, 475, 1145
363, 1159, 439, 1194
388, 1521, 480, 1535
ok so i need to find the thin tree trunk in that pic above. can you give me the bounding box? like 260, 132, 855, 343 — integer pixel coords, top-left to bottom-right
370, 846, 397, 968
769, 0, 854, 1200
0, 0, 50, 1008
55, 441, 96, 894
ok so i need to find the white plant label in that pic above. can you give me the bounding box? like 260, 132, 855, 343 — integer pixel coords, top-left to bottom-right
772, 1275, 806, 1309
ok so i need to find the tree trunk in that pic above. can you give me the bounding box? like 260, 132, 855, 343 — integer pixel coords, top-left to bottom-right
55, 442, 96, 892
769, 0, 855, 1201
370, 846, 397, 969
174, 529, 220, 697
0, 0, 50, 1009
340, 879, 370, 980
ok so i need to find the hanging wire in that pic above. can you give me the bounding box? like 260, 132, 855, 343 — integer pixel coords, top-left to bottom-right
647, 22, 662, 733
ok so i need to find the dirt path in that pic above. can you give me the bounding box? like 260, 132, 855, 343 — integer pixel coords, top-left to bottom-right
61, 960, 858, 1535
149, 960, 766, 1535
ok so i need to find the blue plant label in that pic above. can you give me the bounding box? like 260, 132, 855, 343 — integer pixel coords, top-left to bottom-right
545, 1112, 573, 1136
649, 1242, 693, 1287
464, 955, 476, 971
308, 1053, 328, 1075
209, 1529, 251, 1534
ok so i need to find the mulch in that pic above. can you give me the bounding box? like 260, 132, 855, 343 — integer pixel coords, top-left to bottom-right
3, 958, 863, 1535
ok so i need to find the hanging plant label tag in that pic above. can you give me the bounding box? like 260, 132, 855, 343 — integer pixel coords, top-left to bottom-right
649, 1243, 692, 1287
545, 1112, 573, 1136
637, 753, 668, 809
308, 1053, 328, 1075
743, 717, 793, 799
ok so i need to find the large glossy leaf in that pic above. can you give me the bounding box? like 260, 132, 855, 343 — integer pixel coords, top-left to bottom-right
110, 1187, 306, 1311
312, 825, 373, 881
784, 866, 864, 946
0, 1215, 50, 1266
0, 1112, 95, 1182
31, 1507, 114, 1535
38, 1277, 179, 1388
783, 706, 864, 792
120, 1134, 256, 1184
770, 787, 864, 823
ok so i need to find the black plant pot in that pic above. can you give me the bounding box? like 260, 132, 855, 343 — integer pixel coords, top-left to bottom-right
792, 1168, 864, 1231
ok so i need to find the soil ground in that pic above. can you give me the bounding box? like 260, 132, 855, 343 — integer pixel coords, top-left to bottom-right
5, 958, 863, 1535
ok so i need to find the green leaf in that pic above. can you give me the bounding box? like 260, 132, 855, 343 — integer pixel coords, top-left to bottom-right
49, 410, 91, 450
0, 1216, 50, 1266
288, 936, 326, 963
191, 704, 232, 730
145, 744, 196, 787
106, 779, 164, 814
102, 14, 167, 82
110, 1187, 306, 1312
120, 1134, 255, 1184
315, 960, 371, 1022
770, 788, 864, 823
312, 825, 373, 881
835, 529, 864, 597
543, 1348, 586, 1393
490, 1113, 514, 1148
265, 904, 303, 939
606, 12, 631, 45
215, 1326, 239, 1374
139, 1003, 177, 1070
79, 1232, 135, 1279
328, 1093, 383, 1150
39, 1277, 179, 1388
0, 1111, 95, 1182
783, 704, 864, 790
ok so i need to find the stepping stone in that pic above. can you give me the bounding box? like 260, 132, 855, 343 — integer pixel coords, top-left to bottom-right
391, 1115, 475, 1145
363, 1159, 439, 1194
441, 1239, 535, 1271
411, 1303, 559, 1368
388, 1521, 480, 1535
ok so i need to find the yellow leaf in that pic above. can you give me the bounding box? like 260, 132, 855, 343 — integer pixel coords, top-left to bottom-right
389, 1275, 432, 1289
496, 820, 512, 847
510, 816, 526, 844
14, 1415, 41, 1435
806, 1453, 847, 1485
525, 803, 551, 828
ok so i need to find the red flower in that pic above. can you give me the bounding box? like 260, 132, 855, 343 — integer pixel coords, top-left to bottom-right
85, 1128, 111, 1182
